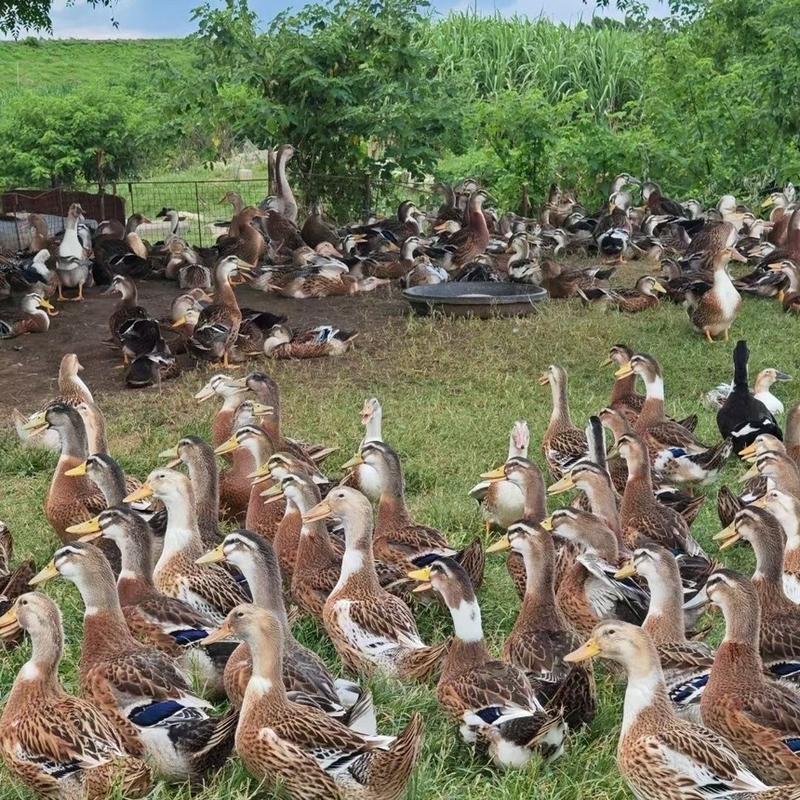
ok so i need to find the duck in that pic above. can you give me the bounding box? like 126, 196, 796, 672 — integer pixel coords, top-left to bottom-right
194, 373, 249, 448
685, 247, 746, 341
66, 506, 235, 698
124, 468, 249, 624
700, 570, 800, 785
0, 291, 55, 338
235, 371, 336, 465
0, 522, 35, 650
408, 556, 567, 768
158, 435, 224, 548
13, 353, 93, 451
22, 404, 107, 543
188, 255, 252, 368
539, 364, 588, 480
751, 489, 800, 602
303, 486, 448, 680
345, 441, 485, 588
0, 592, 153, 800
202, 604, 423, 800
56, 203, 93, 301
487, 521, 597, 729
564, 620, 780, 800
579, 275, 667, 312
616, 433, 705, 557
717, 340, 783, 453
401, 257, 448, 287
505, 234, 542, 284
615, 353, 714, 457
714, 508, 800, 681
104, 274, 149, 348
770, 260, 800, 313
215, 424, 287, 538
469, 421, 533, 534
268, 143, 299, 223
704, 367, 792, 418
538, 259, 616, 299
218, 206, 269, 265
341, 398, 384, 500
541, 508, 650, 637
29, 542, 238, 784
262, 324, 358, 359
440, 189, 491, 270
196, 530, 376, 733
615, 543, 714, 720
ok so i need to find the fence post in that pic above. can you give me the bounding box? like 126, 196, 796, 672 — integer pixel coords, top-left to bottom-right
128, 182, 134, 216
363, 173, 372, 222
194, 181, 203, 247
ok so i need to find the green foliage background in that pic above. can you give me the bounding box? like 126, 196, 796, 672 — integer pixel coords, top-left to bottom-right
1, 0, 799, 210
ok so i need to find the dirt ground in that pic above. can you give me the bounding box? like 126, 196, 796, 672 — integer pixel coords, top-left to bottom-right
0, 280, 410, 415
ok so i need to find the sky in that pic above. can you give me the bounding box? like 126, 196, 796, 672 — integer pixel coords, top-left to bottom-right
17, 0, 661, 39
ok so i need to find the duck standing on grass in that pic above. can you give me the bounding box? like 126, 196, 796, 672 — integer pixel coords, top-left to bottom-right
685, 246, 745, 342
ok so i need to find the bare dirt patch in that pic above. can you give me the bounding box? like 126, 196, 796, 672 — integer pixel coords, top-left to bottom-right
0, 280, 409, 415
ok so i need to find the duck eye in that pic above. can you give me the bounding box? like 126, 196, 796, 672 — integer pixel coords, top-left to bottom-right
236, 611, 244, 618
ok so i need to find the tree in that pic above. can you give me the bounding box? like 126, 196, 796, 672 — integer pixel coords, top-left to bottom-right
0, 0, 117, 36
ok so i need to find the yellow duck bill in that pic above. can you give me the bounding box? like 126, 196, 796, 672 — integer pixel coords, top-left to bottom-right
564, 638, 601, 663
29, 561, 60, 586
485, 534, 511, 553
196, 544, 226, 565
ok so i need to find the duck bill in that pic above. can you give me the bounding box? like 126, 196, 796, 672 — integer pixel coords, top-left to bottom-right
196, 544, 226, 565
651, 281, 667, 294
340, 453, 364, 470
157, 446, 182, 468
64, 461, 88, 477
540, 516, 554, 532
713, 524, 742, 550
599, 356, 613, 367
78, 531, 104, 543
201, 620, 234, 646
194, 384, 218, 402
775, 372, 792, 382
564, 638, 601, 663
738, 442, 758, 460
614, 363, 634, 379
124, 484, 154, 503
29, 560, 59, 586
537, 373, 550, 386
480, 466, 506, 481
250, 402, 274, 416
486, 534, 511, 554
407, 566, 432, 593
22, 412, 48, 433
547, 474, 575, 495
65, 516, 102, 536
302, 499, 333, 524
0, 606, 21, 640
38, 298, 56, 313
262, 488, 285, 504
214, 436, 240, 456
614, 560, 637, 580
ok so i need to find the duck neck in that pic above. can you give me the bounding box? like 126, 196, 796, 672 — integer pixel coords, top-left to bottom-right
549, 380, 573, 433
336, 509, 380, 594
242, 624, 287, 715
620, 648, 672, 737
116, 536, 156, 605
97, 463, 127, 506
238, 557, 289, 631
76, 572, 140, 660
636, 374, 666, 428
83, 408, 109, 455
582, 476, 620, 532
611, 373, 637, 404
186, 452, 220, 541
275, 151, 296, 219
751, 531, 785, 587
522, 544, 559, 620
59, 369, 92, 404
11, 627, 63, 699
377, 471, 413, 532
444, 596, 490, 674
642, 567, 686, 643
364, 412, 382, 443
159, 484, 203, 558
216, 273, 238, 311
520, 473, 547, 520
622, 447, 654, 502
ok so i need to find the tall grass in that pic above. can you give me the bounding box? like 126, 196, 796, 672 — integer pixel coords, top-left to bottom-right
422, 13, 645, 117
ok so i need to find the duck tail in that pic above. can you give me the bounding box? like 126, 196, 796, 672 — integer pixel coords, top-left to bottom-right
362, 713, 424, 799
341, 685, 378, 737
716, 485, 741, 527
457, 537, 486, 590
189, 706, 239, 777
399, 639, 450, 682
677, 413, 699, 432
695, 438, 733, 471
732, 339, 749, 389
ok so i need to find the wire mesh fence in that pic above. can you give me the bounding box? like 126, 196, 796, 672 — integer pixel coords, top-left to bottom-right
1, 173, 442, 249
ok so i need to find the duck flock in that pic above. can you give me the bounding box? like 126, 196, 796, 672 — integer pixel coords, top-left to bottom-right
1, 163, 799, 390
1, 307, 800, 800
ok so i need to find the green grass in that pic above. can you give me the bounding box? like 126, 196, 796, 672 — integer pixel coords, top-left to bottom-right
0, 285, 786, 800
0, 38, 191, 97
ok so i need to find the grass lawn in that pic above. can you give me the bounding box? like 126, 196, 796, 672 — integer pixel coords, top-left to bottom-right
0, 285, 788, 800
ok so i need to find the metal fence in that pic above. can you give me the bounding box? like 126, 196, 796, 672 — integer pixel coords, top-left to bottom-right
1, 173, 442, 248
116, 174, 440, 246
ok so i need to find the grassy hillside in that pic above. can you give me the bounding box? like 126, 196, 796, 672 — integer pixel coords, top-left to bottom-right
0, 38, 190, 95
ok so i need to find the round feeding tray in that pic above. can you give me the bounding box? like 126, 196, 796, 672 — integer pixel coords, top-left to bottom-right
403, 282, 549, 319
